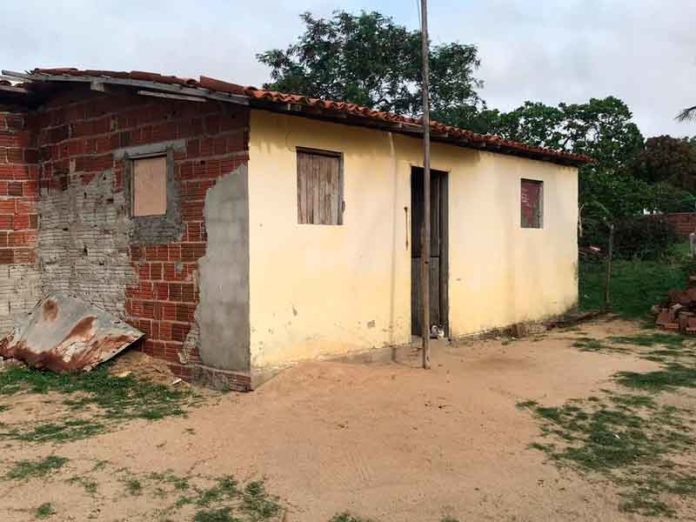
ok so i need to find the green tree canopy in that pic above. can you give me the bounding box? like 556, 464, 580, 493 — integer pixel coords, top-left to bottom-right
257, 11, 485, 128
486, 97, 644, 174
629, 135, 696, 192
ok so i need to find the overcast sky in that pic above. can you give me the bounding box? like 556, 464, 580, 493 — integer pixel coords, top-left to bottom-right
1, 0, 694, 137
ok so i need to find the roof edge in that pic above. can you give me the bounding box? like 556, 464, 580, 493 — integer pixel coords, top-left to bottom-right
5, 67, 592, 166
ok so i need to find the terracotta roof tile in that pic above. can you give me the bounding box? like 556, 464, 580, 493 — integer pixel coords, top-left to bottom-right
30, 67, 591, 165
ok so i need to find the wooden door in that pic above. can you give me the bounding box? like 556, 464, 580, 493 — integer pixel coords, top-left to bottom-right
411, 168, 448, 336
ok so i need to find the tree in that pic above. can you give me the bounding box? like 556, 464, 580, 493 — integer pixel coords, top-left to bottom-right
257, 11, 485, 128
483, 97, 651, 245
629, 135, 696, 192
487, 97, 644, 174
677, 105, 696, 122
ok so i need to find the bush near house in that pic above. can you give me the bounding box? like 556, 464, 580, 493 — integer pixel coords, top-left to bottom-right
582, 216, 680, 261
579, 242, 691, 318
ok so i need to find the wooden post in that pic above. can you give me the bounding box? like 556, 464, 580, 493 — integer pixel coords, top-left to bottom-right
420, 0, 432, 369
603, 223, 615, 311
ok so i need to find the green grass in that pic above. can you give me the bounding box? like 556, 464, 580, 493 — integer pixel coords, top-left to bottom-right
329, 514, 374, 522
194, 507, 240, 522
147, 470, 190, 491
580, 258, 687, 318
0, 365, 195, 443
34, 502, 56, 519
609, 333, 686, 348
524, 392, 693, 515
124, 477, 143, 495
615, 363, 696, 392
571, 338, 612, 352
240, 481, 281, 519
0, 365, 190, 419
3, 419, 106, 443
519, 321, 696, 519
67, 475, 98, 494
6, 455, 69, 480
173, 476, 281, 521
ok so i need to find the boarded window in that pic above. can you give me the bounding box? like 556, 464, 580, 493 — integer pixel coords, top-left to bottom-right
297, 149, 342, 225
132, 156, 167, 217
521, 179, 543, 228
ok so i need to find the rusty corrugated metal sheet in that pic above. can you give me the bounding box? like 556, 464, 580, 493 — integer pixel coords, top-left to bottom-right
27, 67, 592, 165
0, 294, 143, 372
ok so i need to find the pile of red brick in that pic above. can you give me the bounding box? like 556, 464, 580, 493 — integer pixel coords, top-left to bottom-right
655, 276, 696, 333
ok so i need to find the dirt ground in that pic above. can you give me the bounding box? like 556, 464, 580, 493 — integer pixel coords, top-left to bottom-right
0, 318, 692, 521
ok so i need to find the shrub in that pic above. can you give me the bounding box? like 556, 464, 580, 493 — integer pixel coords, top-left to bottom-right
583, 216, 679, 260
613, 216, 679, 259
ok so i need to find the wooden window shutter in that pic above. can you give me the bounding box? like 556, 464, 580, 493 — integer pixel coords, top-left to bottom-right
521, 179, 543, 228
297, 149, 342, 225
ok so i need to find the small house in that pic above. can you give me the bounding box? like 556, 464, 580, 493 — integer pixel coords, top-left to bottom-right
0, 68, 589, 389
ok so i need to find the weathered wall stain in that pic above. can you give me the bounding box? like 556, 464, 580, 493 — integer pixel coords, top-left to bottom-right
38, 169, 135, 316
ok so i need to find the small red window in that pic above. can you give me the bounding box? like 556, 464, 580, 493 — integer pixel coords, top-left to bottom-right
521, 179, 543, 228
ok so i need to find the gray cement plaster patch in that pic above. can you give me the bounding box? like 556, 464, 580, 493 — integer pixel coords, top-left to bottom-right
196, 165, 250, 371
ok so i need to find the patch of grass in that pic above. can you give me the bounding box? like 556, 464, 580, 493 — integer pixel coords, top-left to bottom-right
67, 475, 98, 494
194, 507, 240, 522
522, 384, 695, 516
148, 470, 189, 491
34, 502, 55, 519
170, 476, 282, 521
240, 480, 281, 519
0, 365, 190, 418
6, 455, 68, 480
124, 477, 143, 496
5, 419, 105, 443
615, 363, 696, 392
619, 491, 675, 518
608, 393, 656, 410
515, 400, 538, 409
571, 338, 612, 352
0, 365, 196, 443
580, 258, 687, 319
329, 514, 374, 522
194, 476, 239, 507
609, 333, 686, 348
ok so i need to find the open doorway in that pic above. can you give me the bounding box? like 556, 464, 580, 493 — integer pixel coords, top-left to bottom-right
411, 167, 449, 337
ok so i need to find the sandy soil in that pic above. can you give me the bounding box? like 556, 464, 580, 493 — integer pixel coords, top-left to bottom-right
0, 319, 676, 521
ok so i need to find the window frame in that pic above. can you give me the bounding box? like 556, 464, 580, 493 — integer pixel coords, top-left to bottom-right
131, 154, 168, 217
296, 147, 344, 226
520, 178, 544, 229
123, 146, 183, 244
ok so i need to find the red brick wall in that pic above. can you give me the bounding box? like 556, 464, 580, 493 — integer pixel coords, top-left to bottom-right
659, 213, 696, 238
0, 108, 39, 266
0, 107, 41, 332
34, 86, 249, 379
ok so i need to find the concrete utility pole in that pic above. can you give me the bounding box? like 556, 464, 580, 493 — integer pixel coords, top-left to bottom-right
420, 0, 431, 370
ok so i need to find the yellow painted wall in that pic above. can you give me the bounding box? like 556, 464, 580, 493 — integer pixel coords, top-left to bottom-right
248, 110, 578, 369
446, 153, 578, 337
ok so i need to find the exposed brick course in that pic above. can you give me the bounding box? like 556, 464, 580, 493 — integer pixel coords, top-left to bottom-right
8, 85, 249, 384
660, 212, 696, 238
0, 108, 41, 330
